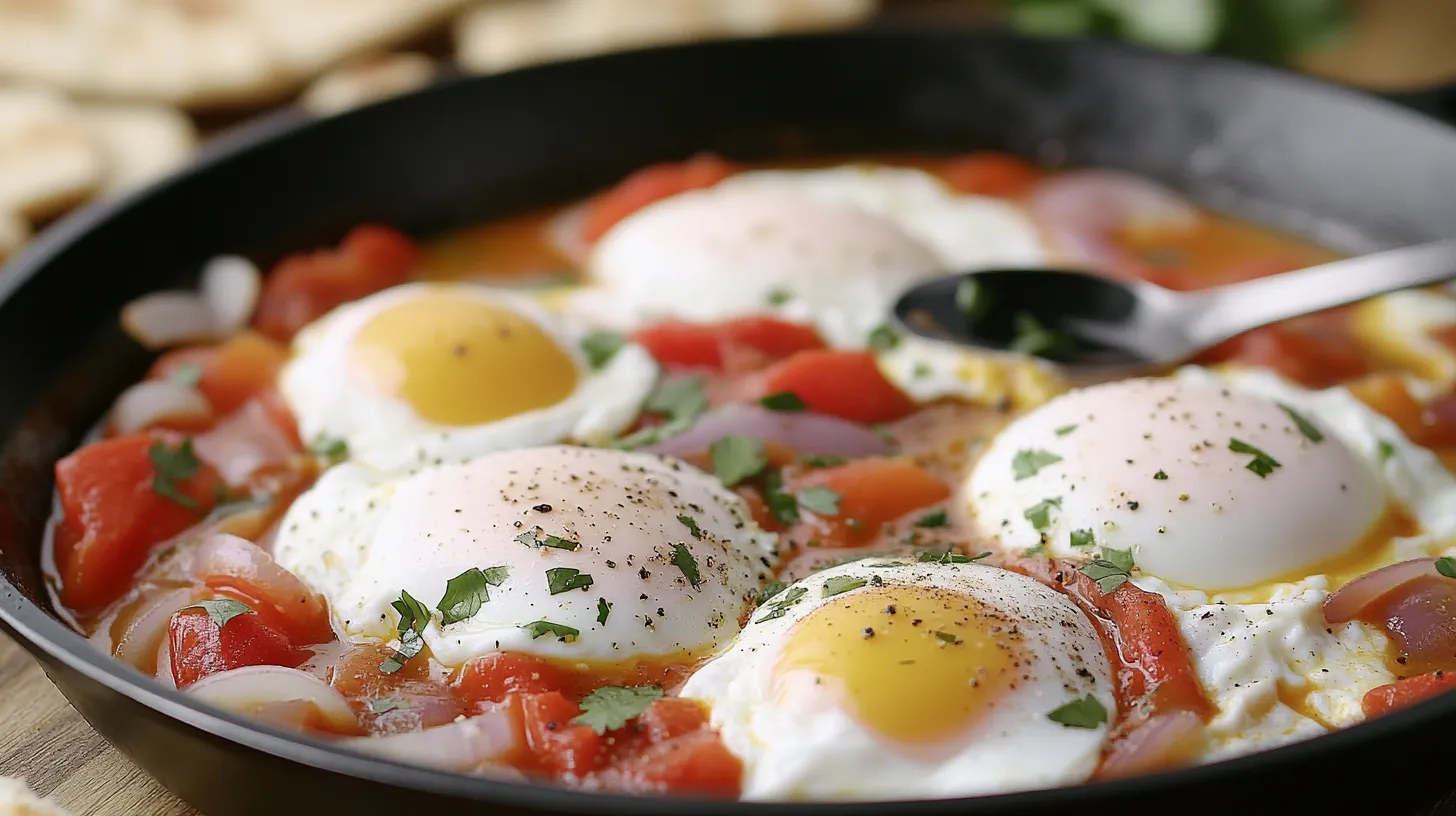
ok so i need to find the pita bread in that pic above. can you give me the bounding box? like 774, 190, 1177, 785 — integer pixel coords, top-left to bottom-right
455, 0, 878, 74
79, 103, 198, 196
300, 52, 436, 115
0, 209, 29, 263
0, 0, 469, 108
0, 85, 101, 219
0, 777, 73, 816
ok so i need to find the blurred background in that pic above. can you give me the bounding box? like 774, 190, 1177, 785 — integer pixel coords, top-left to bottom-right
0, 0, 1453, 269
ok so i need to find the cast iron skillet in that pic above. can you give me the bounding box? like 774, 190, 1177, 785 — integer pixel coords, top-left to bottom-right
1, 27, 1455, 816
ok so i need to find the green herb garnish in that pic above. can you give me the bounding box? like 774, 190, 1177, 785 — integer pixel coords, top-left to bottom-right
1010, 311, 1075, 359
581, 330, 627, 370
185, 598, 251, 628
934, 630, 961, 645
1023, 497, 1062, 531
955, 278, 990, 322
521, 620, 579, 641
868, 324, 901, 352
571, 686, 664, 734
1229, 438, 1281, 478
762, 469, 800, 525
1055, 424, 1078, 436
821, 575, 867, 598
709, 434, 767, 486
671, 543, 702, 588
1436, 557, 1456, 579
760, 391, 807, 412
1070, 528, 1095, 548
1078, 547, 1136, 594
149, 438, 201, 509
379, 590, 430, 674
1279, 403, 1324, 443
514, 529, 581, 551
758, 581, 788, 605
309, 435, 349, 465
797, 486, 841, 516
546, 567, 594, 595
914, 510, 949, 528
369, 698, 408, 714
596, 597, 612, 625
756, 586, 807, 622
799, 453, 846, 469
678, 514, 703, 539
1047, 694, 1108, 728
611, 377, 708, 449
1378, 440, 1396, 464
766, 288, 793, 306
1012, 448, 1062, 480
170, 361, 203, 387
437, 567, 497, 625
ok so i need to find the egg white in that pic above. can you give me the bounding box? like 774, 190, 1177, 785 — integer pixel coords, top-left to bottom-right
280, 282, 658, 474
272, 446, 779, 667
681, 559, 1112, 801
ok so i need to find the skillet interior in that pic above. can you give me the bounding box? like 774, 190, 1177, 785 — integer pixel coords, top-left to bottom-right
2, 28, 1456, 816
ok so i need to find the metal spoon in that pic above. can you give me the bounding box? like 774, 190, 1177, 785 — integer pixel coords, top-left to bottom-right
892, 239, 1456, 380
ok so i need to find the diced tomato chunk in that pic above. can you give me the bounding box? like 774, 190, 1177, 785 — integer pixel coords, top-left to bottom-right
785, 457, 951, 547
168, 605, 308, 688
1363, 671, 1456, 718
1349, 374, 1456, 450
520, 691, 604, 776
939, 152, 1040, 198
632, 317, 825, 373
253, 224, 418, 341
757, 350, 915, 425
54, 433, 223, 613
330, 643, 433, 700
193, 332, 288, 416
601, 729, 742, 797
1196, 323, 1366, 389
454, 653, 570, 707
636, 697, 710, 743
581, 155, 737, 244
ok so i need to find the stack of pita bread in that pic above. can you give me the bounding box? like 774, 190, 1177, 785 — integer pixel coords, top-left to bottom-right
0, 0, 877, 266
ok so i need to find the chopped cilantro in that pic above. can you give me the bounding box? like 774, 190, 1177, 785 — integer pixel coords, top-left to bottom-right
872, 424, 898, 444
758, 581, 788, 605
612, 377, 708, 448
799, 453, 846, 469
756, 586, 807, 622
1378, 440, 1396, 463
514, 529, 581, 551
482, 566, 510, 586
1279, 403, 1324, 443
596, 597, 612, 625
762, 469, 800, 525
821, 575, 867, 598
149, 439, 201, 509
369, 698, 408, 714
546, 567, 594, 595
580, 330, 627, 370
759, 391, 807, 412
185, 598, 251, 628
916, 546, 974, 564
1070, 528, 1095, 548
1229, 438, 1281, 478
169, 361, 203, 387
1023, 497, 1062, 531
520, 620, 579, 641
379, 590, 430, 674
1022, 542, 1047, 557
571, 685, 664, 734
912, 362, 932, 379
955, 277, 990, 322
1012, 448, 1062, 480
1047, 694, 1108, 728
1055, 424, 1078, 436
766, 287, 793, 306
1154, 470, 1169, 480
934, 630, 961, 645
1009, 311, 1075, 359
1437, 557, 1456, 579
868, 324, 901, 352
437, 567, 497, 625
797, 486, 841, 516
709, 434, 767, 486
1078, 547, 1136, 594
671, 543, 701, 588
677, 514, 703, 539
913, 510, 949, 528
309, 435, 349, 465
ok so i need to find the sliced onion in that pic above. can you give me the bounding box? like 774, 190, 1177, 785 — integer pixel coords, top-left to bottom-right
344, 710, 520, 772
193, 399, 299, 485
1029, 170, 1198, 276
201, 255, 262, 336
121, 291, 217, 350
110, 379, 212, 435
641, 404, 895, 458
113, 587, 200, 672
188, 533, 331, 641
1096, 709, 1205, 780
1323, 558, 1436, 624
186, 665, 358, 733
546, 202, 591, 264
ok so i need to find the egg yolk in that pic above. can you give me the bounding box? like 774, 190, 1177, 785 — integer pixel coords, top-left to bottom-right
771, 585, 1021, 746
350, 291, 578, 425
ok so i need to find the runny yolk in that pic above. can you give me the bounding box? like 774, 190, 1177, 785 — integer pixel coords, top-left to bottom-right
771, 585, 1021, 746
350, 291, 579, 425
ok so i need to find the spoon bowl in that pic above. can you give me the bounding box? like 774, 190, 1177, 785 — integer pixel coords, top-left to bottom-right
894, 239, 1456, 380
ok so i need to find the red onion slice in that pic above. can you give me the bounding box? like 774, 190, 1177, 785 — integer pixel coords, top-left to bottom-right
1096, 709, 1205, 780
201, 255, 262, 336
121, 291, 217, 350
186, 665, 357, 733
641, 404, 894, 458
1324, 558, 1437, 624
344, 710, 522, 772
111, 380, 212, 435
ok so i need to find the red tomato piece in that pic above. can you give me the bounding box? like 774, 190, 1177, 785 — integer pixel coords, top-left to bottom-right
756, 349, 915, 425
168, 605, 308, 688
53, 433, 223, 613
581, 155, 737, 244
939, 152, 1040, 198
786, 457, 951, 548
454, 653, 571, 707
330, 643, 433, 700
635, 697, 710, 743
253, 224, 418, 341
600, 729, 742, 797
1195, 324, 1366, 390
632, 317, 825, 373
519, 691, 604, 776
1363, 671, 1456, 718
191, 535, 333, 646
194, 332, 289, 417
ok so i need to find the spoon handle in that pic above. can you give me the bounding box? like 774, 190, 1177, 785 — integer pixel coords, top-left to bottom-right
1185, 239, 1456, 347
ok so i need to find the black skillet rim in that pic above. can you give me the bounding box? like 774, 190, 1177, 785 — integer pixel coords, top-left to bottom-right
0, 26, 1454, 815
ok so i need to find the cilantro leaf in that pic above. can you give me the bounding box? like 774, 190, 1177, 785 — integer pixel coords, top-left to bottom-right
596, 597, 612, 625
1077, 547, 1136, 594
1047, 694, 1108, 728
546, 567, 594, 595
149, 439, 201, 509
821, 575, 867, 598
799, 454, 845, 469
1070, 528, 1095, 548
914, 510, 949, 528
437, 568, 495, 625
1012, 448, 1062, 480
934, 630, 961, 645
1023, 497, 1062, 531
955, 277, 990, 322
671, 543, 701, 588
581, 330, 627, 370
309, 435, 349, 464
482, 566, 510, 586
709, 434, 766, 486
571, 685, 664, 734
169, 361, 203, 387
766, 287, 793, 306
678, 514, 703, 539
612, 377, 708, 448
1437, 557, 1456, 580
514, 529, 581, 551
868, 324, 901, 352
797, 486, 841, 516
380, 590, 430, 673
762, 469, 799, 525
758, 581, 787, 606
1279, 403, 1324, 443
185, 598, 251, 628
755, 586, 807, 622
1009, 311, 1076, 360
1378, 440, 1396, 463
1055, 424, 1078, 436
1229, 438, 1281, 478
759, 391, 807, 412
916, 546, 973, 564
369, 698, 408, 714
521, 620, 579, 641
